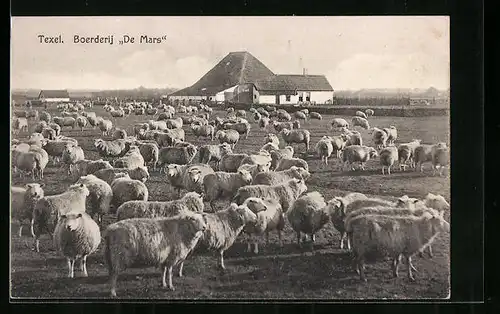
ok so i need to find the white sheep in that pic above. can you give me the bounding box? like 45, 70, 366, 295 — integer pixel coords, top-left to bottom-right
219, 153, 249, 172
93, 166, 150, 184
239, 150, 272, 167
105, 212, 207, 296
135, 141, 159, 171
116, 192, 205, 221
355, 111, 368, 119
113, 145, 145, 169
233, 178, 308, 213
76, 174, 113, 224
280, 128, 310, 151
414, 142, 448, 172
383, 126, 398, 145
422, 193, 450, 212
276, 110, 292, 122
238, 163, 271, 180
294, 111, 307, 120
272, 121, 295, 132
112, 128, 127, 140
351, 116, 370, 130
62, 143, 85, 175
182, 164, 215, 195
98, 119, 113, 136
269, 146, 294, 170
432, 147, 449, 177
74, 116, 88, 131
11, 183, 45, 237
253, 166, 310, 186
110, 173, 149, 211
371, 127, 389, 149
53, 211, 101, 278
365, 109, 374, 116
12, 117, 28, 134
31, 183, 90, 252
265, 133, 280, 148
379, 146, 399, 175
346, 211, 449, 282
341, 145, 378, 171
222, 121, 251, 139
199, 143, 233, 168
331, 118, 349, 129
309, 112, 322, 120
33, 121, 48, 133
203, 169, 254, 210
275, 156, 309, 172
191, 123, 215, 140
94, 139, 131, 158
315, 136, 334, 165
242, 197, 285, 254
158, 144, 198, 169
215, 129, 240, 149
398, 139, 422, 170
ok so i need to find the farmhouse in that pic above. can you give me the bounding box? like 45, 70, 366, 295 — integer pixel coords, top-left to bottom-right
168, 51, 334, 105
38, 89, 70, 103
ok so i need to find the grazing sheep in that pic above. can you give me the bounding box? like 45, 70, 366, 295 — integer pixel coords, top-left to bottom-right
342, 130, 363, 147
341, 145, 378, 171
116, 192, 205, 221
294, 111, 307, 120
272, 121, 295, 132
86, 115, 100, 128
48, 122, 62, 136
41, 127, 57, 140
275, 156, 309, 172
93, 166, 150, 184
158, 144, 198, 169
74, 116, 88, 131
398, 139, 422, 170
215, 130, 240, 149
346, 212, 449, 282
315, 136, 334, 165
12, 117, 28, 134
110, 173, 149, 211
277, 110, 292, 122
414, 143, 448, 172
365, 109, 374, 116
309, 112, 322, 120
94, 139, 131, 158
379, 146, 399, 175
331, 118, 349, 129
98, 119, 113, 136
280, 128, 310, 151
32, 183, 90, 252
372, 127, 389, 149
219, 153, 249, 173
166, 117, 183, 129
269, 146, 294, 170
203, 169, 254, 210
199, 143, 232, 168
182, 164, 215, 194
53, 211, 101, 278
258, 117, 270, 129
11, 183, 45, 237
157, 111, 173, 121
191, 123, 215, 140
233, 178, 308, 213
239, 150, 272, 167
33, 121, 48, 133
383, 126, 398, 145
42, 139, 76, 164
112, 128, 127, 140
62, 143, 85, 175
352, 116, 370, 130
432, 147, 449, 176
257, 107, 270, 117
39, 111, 51, 123
135, 141, 159, 171
156, 129, 186, 147
253, 112, 262, 121
355, 111, 368, 119
288, 191, 334, 245
76, 174, 113, 224
253, 166, 310, 186
243, 197, 285, 254
196, 203, 257, 269
113, 145, 145, 169
423, 193, 450, 212
261, 142, 279, 153
222, 121, 251, 139
104, 212, 207, 296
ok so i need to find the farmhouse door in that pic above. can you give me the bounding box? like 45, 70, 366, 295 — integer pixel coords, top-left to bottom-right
275, 95, 280, 105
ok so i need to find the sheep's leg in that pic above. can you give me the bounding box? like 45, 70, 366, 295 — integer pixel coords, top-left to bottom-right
406, 255, 415, 281
311, 234, 316, 243
427, 245, 434, 258
81, 255, 88, 277
34, 237, 40, 252
278, 230, 283, 247
254, 242, 259, 254
347, 234, 352, 251
246, 242, 252, 253
67, 258, 75, 278
219, 250, 226, 270
382, 167, 385, 175
265, 231, 270, 245
339, 232, 345, 249
392, 255, 401, 278
296, 231, 301, 246
18, 225, 23, 237
357, 257, 367, 282
325, 157, 328, 165
361, 163, 366, 171
178, 260, 184, 277
388, 166, 391, 175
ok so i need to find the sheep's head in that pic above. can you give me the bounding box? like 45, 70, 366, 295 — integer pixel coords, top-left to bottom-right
188, 168, 203, 183
256, 162, 271, 174
215, 130, 225, 139
237, 169, 253, 184
265, 133, 278, 143
166, 164, 181, 178
396, 195, 422, 210
368, 147, 379, 158
290, 178, 308, 195
233, 203, 258, 225
327, 197, 345, 217
60, 211, 84, 232
68, 183, 90, 197
422, 211, 449, 233
424, 193, 450, 211
183, 212, 207, 235
284, 146, 294, 155
182, 192, 205, 212
292, 121, 301, 129
291, 166, 310, 181
243, 197, 269, 213
25, 183, 45, 199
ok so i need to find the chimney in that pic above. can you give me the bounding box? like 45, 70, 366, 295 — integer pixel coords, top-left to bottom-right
303, 68, 306, 76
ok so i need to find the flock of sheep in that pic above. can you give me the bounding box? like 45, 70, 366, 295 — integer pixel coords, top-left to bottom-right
11, 100, 450, 297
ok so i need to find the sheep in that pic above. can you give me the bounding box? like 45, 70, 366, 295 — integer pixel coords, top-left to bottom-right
379, 146, 399, 175
112, 128, 127, 140
158, 144, 198, 169
41, 139, 76, 164
315, 136, 334, 165
76, 174, 113, 224
62, 143, 85, 175
27, 133, 44, 147
116, 192, 205, 221
287, 191, 335, 245
48, 122, 62, 136
94, 139, 131, 158
31, 183, 90, 252
309, 112, 322, 120
11, 183, 45, 237
133, 122, 150, 136
199, 143, 232, 168
371, 127, 389, 149
215, 130, 240, 149
423, 193, 450, 212
261, 142, 279, 153
166, 117, 183, 129
253, 166, 310, 186
331, 118, 349, 129
53, 211, 101, 278
12, 117, 28, 134
355, 111, 368, 119
398, 139, 422, 170
72, 159, 113, 179
256, 107, 270, 117
277, 110, 292, 122
155, 129, 186, 147
432, 147, 449, 177
258, 117, 270, 129
346, 211, 449, 282
233, 178, 308, 213
93, 166, 150, 184
182, 164, 215, 195
263, 133, 279, 147
203, 169, 254, 210
219, 153, 249, 173
39, 111, 51, 123
383, 126, 398, 145
272, 121, 295, 132
275, 156, 309, 172
253, 112, 262, 121
134, 141, 159, 171
414, 143, 448, 172
222, 121, 251, 139
113, 145, 145, 169
342, 130, 363, 147
242, 197, 285, 254
365, 109, 374, 116
110, 173, 149, 211
238, 162, 271, 180
15, 150, 44, 180
98, 119, 113, 136
341, 145, 378, 171
33, 121, 48, 133
41, 127, 56, 140
191, 123, 215, 140
269, 146, 294, 170
104, 212, 207, 296
74, 116, 88, 131
294, 111, 307, 120
351, 116, 370, 130
239, 150, 272, 167
146, 107, 158, 115
157, 111, 173, 121
110, 109, 125, 118
196, 203, 257, 270
280, 128, 310, 151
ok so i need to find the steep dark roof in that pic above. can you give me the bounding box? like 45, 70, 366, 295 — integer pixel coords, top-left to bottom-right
254, 75, 334, 95
169, 51, 275, 96
39, 90, 70, 98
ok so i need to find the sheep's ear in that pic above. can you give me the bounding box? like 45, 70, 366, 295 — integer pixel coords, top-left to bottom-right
413, 199, 420, 204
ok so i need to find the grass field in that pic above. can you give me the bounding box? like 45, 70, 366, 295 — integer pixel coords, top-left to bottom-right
10, 106, 450, 300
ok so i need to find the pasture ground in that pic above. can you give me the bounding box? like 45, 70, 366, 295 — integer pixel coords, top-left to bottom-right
10, 106, 450, 299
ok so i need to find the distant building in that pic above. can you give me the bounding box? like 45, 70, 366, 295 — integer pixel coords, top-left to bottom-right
38, 90, 70, 103
168, 51, 334, 105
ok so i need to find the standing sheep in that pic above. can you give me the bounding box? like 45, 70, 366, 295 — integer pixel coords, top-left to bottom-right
191, 123, 215, 140
76, 174, 113, 224
11, 183, 45, 237
269, 146, 294, 170
222, 121, 251, 139
253, 166, 310, 186
104, 213, 207, 296
275, 156, 309, 172
112, 128, 127, 140
309, 112, 322, 120
371, 127, 388, 149
265, 133, 280, 148
331, 118, 349, 129
53, 211, 101, 278
98, 119, 113, 136
113, 145, 145, 169
280, 128, 311, 151
355, 111, 368, 119
379, 146, 399, 175
414, 142, 448, 172
315, 136, 334, 166
341, 145, 378, 171
74, 116, 88, 131
158, 144, 198, 169
432, 147, 449, 177
183, 164, 215, 194
110, 173, 149, 211
93, 166, 150, 184
351, 116, 370, 130
135, 141, 159, 171
294, 111, 307, 120
94, 139, 131, 158
62, 143, 85, 175
203, 169, 254, 210
219, 153, 249, 173
365, 109, 374, 117
199, 143, 232, 168
383, 126, 398, 145
258, 117, 270, 129
398, 139, 422, 170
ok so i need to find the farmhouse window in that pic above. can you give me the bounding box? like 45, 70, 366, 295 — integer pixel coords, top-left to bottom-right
286, 95, 291, 101
298, 96, 303, 102
306, 96, 310, 101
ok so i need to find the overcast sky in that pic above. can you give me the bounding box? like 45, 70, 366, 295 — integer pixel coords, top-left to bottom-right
11, 16, 449, 90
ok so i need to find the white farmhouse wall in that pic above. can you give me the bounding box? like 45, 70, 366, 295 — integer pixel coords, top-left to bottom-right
43, 98, 70, 102
309, 91, 333, 104
279, 95, 299, 104
259, 95, 276, 104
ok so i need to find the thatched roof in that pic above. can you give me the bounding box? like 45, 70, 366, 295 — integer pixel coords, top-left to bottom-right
169, 51, 275, 96
254, 75, 334, 95
38, 90, 70, 98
